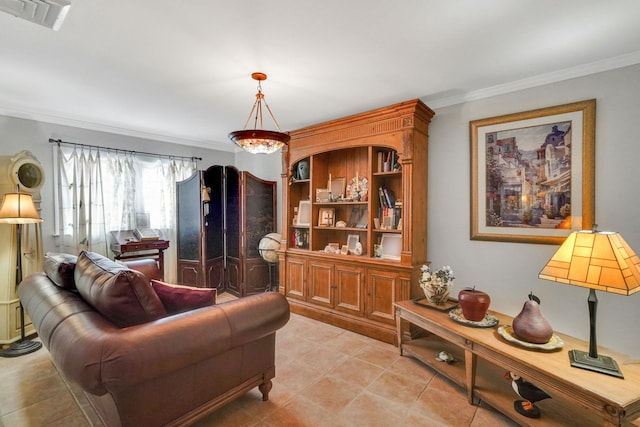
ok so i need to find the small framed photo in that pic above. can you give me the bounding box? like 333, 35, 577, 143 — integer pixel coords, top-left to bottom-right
318, 208, 335, 227
316, 188, 331, 203
380, 234, 401, 260
347, 234, 360, 252
329, 177, 346, 199
296, 200, 311, 226
340, 245, 349, 255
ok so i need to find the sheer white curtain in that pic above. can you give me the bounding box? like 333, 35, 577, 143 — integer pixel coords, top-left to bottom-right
56, 145, 108, 255
55, 145, 196, 282
135, 155, 196, 282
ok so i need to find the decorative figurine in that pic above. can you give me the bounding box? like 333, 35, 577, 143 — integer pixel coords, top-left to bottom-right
435, 351, 456, 364
505, 371, 551, 418
512, 292, 553, 344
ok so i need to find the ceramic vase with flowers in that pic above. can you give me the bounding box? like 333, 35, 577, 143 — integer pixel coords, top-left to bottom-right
419, 265, 454, 305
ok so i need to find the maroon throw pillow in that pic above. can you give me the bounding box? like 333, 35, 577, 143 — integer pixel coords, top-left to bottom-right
74, 251, 167, 327
43, 253, 78, 290
151, 280, 217, 314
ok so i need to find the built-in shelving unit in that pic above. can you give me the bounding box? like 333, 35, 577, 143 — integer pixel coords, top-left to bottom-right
279, 99, 435, 344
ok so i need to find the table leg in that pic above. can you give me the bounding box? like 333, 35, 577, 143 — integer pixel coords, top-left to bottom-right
465, 348, 478, 405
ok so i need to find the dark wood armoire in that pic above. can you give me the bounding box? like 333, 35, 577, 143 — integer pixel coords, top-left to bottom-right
176, 165, 277, 297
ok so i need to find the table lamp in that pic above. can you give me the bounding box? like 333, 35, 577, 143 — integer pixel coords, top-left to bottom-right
0, 189, 44, 357
538, 226, 640, 378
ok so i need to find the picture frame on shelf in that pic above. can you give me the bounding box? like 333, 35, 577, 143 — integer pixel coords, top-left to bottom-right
470, 99, 595, 245
347, 234, 360, 253
380, 234, 401, 260
318, 208, 335, 227
296, 200, 311, 226
329, 177, 346, 200
316, 188, 331, 203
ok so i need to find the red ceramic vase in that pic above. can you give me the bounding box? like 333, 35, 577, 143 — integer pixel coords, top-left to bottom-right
458, 288, 491, 321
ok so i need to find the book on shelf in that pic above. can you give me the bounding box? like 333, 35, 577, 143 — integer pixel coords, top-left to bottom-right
378, 185, 395, 208
378, 150, 400, 173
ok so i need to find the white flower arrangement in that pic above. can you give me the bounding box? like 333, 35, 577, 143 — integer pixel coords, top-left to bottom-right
419, 265, 455, 304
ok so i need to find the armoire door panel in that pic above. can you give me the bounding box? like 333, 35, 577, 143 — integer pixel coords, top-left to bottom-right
335, 265, 364, 315
178, 262, 201, 288
225, 257, 241, 295
366, 268, 406, 325
286, 258, 306, 300
308, 262, 333, 308
206, 258, 224, 289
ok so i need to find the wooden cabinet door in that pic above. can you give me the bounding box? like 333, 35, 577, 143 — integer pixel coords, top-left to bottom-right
286, 257, 306, 301
366, 268, 408, 325
334, 264, 364, 316
308, 261, 333, 308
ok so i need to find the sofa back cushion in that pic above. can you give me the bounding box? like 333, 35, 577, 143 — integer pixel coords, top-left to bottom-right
151, 280, 217, 314
43, 253, 78, 290
74, 251, 167, 327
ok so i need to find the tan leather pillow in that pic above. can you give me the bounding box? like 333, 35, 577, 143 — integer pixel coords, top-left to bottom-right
151, 280, 216, 314
74, 251, 167, 327
43, 252, 77, 290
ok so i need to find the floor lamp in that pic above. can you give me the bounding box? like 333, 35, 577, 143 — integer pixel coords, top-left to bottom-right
0, 189, 43, 357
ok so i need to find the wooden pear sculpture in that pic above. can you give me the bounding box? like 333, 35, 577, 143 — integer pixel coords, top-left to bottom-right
512, 293, 553, 344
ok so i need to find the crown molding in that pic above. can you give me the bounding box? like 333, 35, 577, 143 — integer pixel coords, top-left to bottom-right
426, 50, 640, 109
0, 104, 234, 152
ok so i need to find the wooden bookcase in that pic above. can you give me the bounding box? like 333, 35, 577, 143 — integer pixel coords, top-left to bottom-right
279, 99, 435, 344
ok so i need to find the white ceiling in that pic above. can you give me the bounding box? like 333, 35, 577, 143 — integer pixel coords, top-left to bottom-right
1, 1, 640, 152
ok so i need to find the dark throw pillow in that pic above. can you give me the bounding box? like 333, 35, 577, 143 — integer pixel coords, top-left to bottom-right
43, 252, 78, 290
74, 251, 167, 327
151, 280, 217, 314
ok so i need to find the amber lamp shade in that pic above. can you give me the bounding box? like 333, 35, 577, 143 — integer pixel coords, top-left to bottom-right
539, 229, 640, 378
0, 193, 43, 224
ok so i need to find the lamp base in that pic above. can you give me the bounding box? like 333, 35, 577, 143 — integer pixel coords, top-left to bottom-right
0, 339, 42, 358
568, 349, 624, 378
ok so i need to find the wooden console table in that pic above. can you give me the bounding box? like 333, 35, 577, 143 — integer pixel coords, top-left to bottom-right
394, 300, 640, 426
110, 230, 170, 280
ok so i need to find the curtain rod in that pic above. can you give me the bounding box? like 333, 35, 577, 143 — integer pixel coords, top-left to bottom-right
48, 138, 202, 162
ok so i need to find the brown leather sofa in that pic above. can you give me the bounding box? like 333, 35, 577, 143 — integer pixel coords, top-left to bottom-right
20, 251, 290, 427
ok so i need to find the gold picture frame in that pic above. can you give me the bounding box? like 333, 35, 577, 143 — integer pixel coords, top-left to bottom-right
318, 208, 335, 227
470, 99, 595, 244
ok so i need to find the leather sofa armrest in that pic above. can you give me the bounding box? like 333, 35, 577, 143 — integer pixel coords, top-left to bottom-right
98, 292, 290, 391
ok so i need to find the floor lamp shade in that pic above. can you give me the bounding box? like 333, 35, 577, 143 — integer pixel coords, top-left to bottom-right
0, 193, 43, 225
539, 229, 640, 378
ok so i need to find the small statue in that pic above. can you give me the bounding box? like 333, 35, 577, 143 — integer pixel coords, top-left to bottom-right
435, 351, 456, 364
504, 371, 551, 418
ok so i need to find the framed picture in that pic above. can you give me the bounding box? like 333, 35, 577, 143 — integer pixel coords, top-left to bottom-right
470, 99, 595, 244
380, 234, 401, 260
347, 234, 360, 252
318, 208, 335, 226
296, 200, 311, 226
316, 188, 331, 203
329, 177, 346, 199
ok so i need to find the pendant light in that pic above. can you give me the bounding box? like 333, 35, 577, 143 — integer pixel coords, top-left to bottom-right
228, 72, 290, 154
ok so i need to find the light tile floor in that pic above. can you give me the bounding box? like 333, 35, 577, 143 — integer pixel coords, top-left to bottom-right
0, 293, 518, 426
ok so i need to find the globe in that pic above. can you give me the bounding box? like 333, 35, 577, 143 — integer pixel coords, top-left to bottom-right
258, 233, 282, 263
